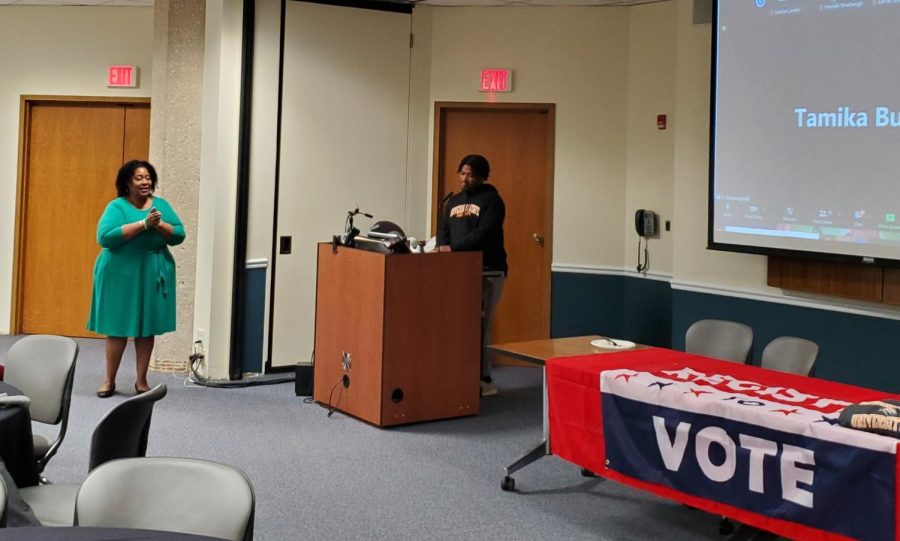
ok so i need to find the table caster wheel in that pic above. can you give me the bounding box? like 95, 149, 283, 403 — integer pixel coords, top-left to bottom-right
501, 476, 516, 491
718, 517, 734, 536
580, 468, 598, 477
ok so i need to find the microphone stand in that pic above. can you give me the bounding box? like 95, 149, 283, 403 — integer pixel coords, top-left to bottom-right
437, 192, 455, 244
339, 206, 373, 248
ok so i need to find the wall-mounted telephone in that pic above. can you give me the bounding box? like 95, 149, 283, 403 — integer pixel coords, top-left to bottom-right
634, 209, 658, 273
635, 209, 658, 237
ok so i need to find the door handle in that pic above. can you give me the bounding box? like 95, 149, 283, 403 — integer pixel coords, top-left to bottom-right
533, 233, 544, 247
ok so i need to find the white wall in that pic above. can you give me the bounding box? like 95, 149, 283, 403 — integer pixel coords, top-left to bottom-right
624, 1, 677, 277
194, 0, 245, 379
428, 6, 631, 269
268, 2, 413, 367
425, 0, 892, 315
246, 3, 433, 370
0, 6, 154, 333
406, 6, 434, 240
182, 0, 900, 378
669, 0, 770, 292
6, 0, 887, 361
247, 0, 281, 264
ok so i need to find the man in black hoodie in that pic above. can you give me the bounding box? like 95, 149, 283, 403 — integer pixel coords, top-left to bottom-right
437, 154, 507, 396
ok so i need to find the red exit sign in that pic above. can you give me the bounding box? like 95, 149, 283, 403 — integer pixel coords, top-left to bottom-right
480, 69, 512, 92
108, 65, 138, 88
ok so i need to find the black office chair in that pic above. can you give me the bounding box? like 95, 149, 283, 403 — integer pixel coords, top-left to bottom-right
89, 384, 167, 470
19, 384, 168, 527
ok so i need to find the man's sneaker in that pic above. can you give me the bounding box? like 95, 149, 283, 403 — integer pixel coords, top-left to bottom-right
480, 380, 498, 397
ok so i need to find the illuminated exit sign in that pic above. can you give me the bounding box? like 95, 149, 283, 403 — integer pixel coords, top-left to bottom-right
480, 69, 512, 92
107, 65, 139, 88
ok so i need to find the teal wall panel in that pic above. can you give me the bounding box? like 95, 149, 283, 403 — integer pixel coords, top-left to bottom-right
551, 272, 624, 338
551, 272, 671, 347
242, 266, 266, 374
623, 277, 672, 348
551, 271, 900, 392
671, 289, 900, 393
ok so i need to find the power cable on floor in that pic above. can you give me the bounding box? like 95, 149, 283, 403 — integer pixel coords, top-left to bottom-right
188, 340, 295, 388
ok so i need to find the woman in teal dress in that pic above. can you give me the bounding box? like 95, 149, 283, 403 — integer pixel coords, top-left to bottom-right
88, 160, 186, 398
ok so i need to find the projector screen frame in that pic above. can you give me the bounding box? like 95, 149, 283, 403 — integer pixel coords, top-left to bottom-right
705, 0, 900, 270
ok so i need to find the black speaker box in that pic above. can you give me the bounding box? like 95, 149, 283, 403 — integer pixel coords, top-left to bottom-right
295, 363, 314, 396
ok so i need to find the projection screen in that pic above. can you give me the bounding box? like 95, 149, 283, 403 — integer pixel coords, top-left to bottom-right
709, 0, 900, 264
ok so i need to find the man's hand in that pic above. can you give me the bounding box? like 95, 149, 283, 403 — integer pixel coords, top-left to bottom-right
437, 245, 452, 252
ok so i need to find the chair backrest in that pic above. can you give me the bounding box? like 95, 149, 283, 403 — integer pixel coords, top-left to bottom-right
4, 335, 78, 425
75, 457, 255, 541
0, 472, 7, 528
4, 335, 78, 469
685, 319, 753, 363
89, 384, 168, 472
760, 336, 819, 377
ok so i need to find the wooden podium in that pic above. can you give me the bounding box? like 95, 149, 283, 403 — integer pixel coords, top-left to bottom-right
313, 243, 482, 426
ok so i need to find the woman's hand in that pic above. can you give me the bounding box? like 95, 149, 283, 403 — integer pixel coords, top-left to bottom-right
152, 210, 176, 240
122, 207, 174, 240
145, 207, 162, 229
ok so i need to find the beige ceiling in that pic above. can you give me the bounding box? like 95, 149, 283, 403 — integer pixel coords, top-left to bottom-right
0, 0, 667, 7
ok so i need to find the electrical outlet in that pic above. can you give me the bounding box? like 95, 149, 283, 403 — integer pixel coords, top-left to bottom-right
196, 328, 206, 343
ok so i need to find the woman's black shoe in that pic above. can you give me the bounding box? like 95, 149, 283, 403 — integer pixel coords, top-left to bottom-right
96, 383, 116, 398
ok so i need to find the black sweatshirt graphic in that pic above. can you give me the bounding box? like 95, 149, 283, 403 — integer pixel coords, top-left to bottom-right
437, 183, 508, 274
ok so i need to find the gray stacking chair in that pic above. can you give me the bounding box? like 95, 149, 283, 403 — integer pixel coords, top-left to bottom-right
19, 384, 168, 527
4, 335, 78, 474
760, 337, 819, 377
74, 457, 255, 541
685, 319, 753, 363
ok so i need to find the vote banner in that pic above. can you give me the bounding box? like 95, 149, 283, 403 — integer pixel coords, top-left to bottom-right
547, 348, 900, 541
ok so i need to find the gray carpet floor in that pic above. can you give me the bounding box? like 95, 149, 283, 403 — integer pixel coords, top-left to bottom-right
0, 336, 728, 540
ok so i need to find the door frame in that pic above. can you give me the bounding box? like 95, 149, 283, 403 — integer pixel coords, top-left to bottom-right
431, 101, 556, 338
11, 95, 151, 334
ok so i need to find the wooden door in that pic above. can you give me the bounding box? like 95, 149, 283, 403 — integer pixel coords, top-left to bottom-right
15, 99, 150, 337
433, 103, 555, 349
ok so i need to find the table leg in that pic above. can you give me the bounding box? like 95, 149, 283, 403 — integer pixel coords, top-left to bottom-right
501, 440, 550, 490
501, 367, 551, 492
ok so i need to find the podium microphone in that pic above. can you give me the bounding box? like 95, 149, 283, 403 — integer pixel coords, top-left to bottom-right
436, 192, 455, 241
440, 192, 455, 220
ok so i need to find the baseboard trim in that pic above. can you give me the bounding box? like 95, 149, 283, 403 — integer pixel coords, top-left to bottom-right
551, 263, 673, 282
